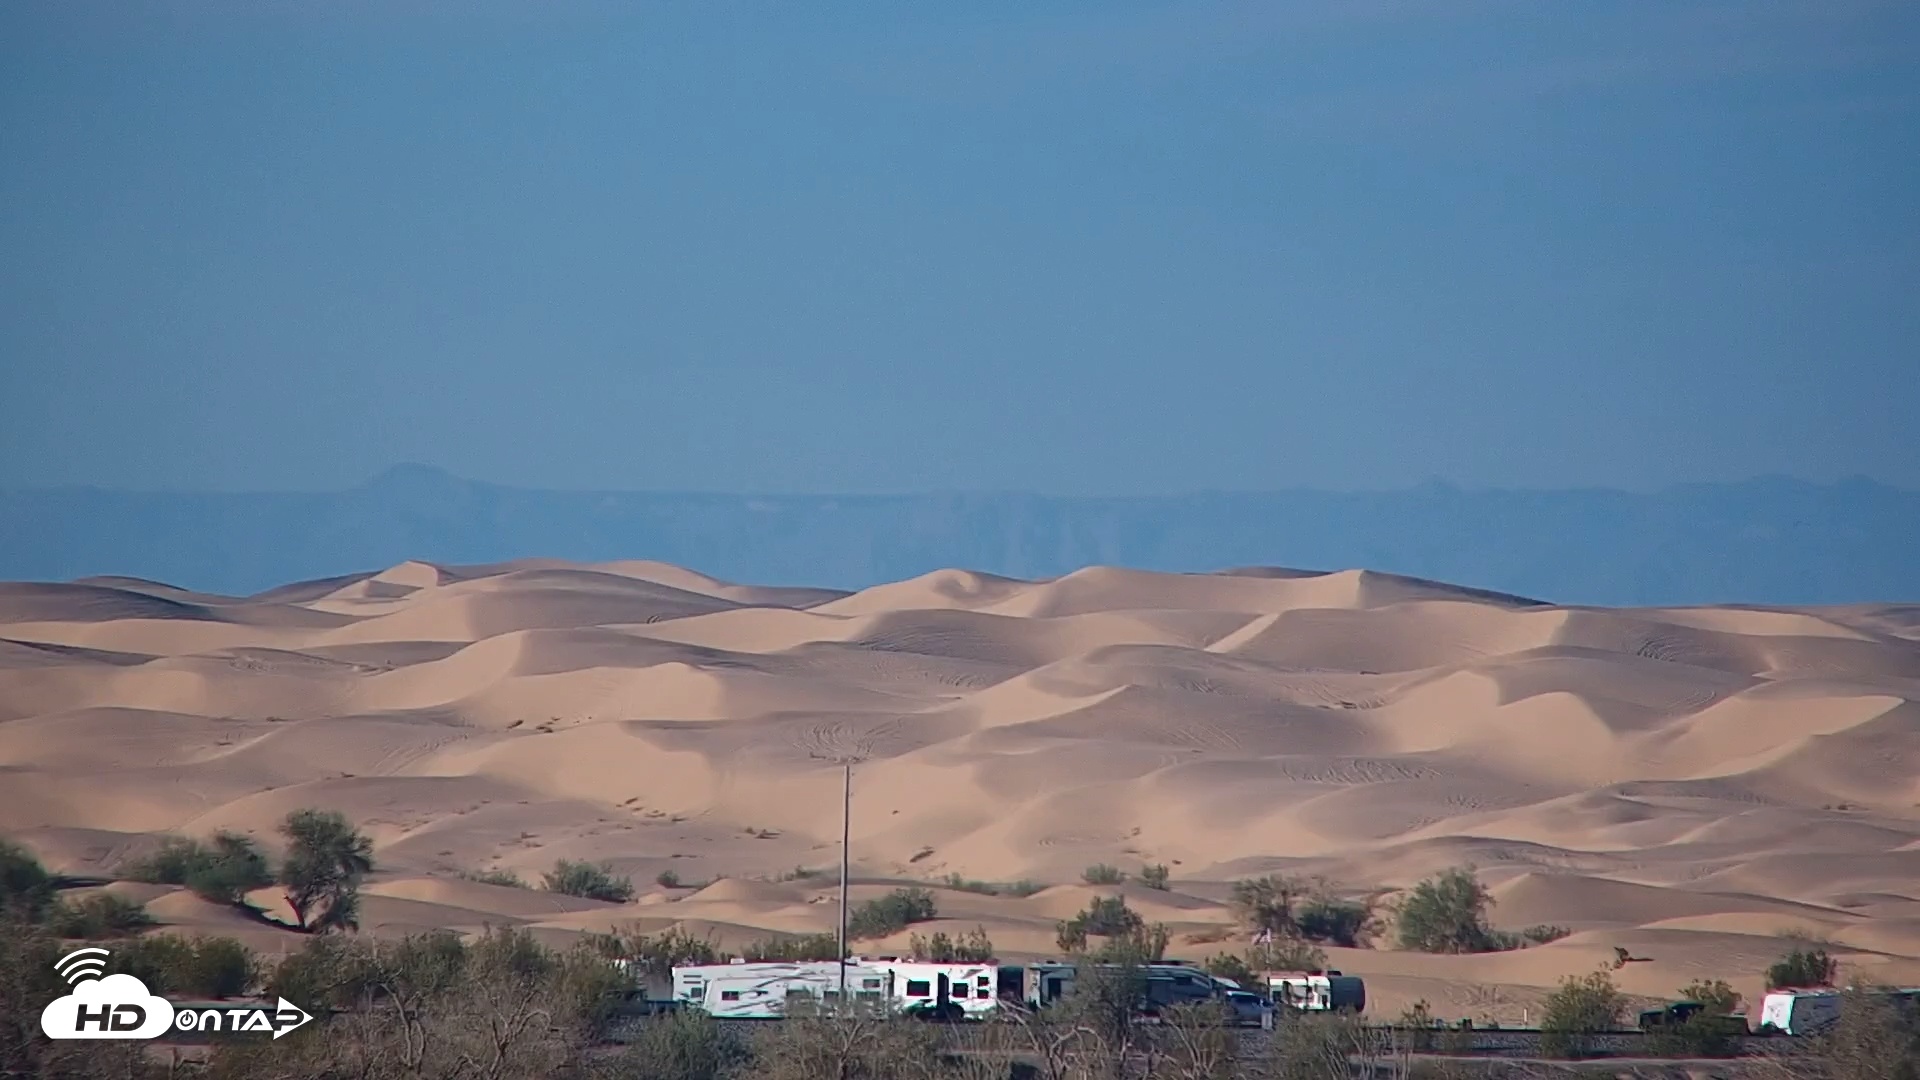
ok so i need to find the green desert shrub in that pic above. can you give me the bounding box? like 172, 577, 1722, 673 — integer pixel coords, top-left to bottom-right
1539, 967, 1628, 1059
0, 839, 55, 920
44, 893, 154, 938
905, 926, 995, 963
1769, 946, 1840, 989
846, 887, 937, 940
543, 859, 635, 903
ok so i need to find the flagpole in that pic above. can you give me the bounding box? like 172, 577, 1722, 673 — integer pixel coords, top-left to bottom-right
838, 760, 850, 1004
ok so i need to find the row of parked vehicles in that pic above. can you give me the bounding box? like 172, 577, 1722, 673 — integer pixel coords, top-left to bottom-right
650, 955, 1918, 1038
650, 956, 1367, 1025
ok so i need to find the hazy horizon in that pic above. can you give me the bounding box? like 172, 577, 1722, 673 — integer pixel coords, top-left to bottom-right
6, 460, 1917, 497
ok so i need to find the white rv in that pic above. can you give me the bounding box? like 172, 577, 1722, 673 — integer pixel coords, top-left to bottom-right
1264, 970, 1367, 1013
858, 959, 1001, 1021
672, 960, 889, 1019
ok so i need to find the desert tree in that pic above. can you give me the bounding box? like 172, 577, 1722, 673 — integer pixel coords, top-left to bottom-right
1390, 864, 1501, 954
277, 808, 374, 932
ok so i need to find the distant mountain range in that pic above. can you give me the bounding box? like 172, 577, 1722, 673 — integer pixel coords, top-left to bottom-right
4, 464, 1915, 606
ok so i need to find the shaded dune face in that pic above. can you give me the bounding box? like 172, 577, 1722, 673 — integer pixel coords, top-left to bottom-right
4, 563, 1920, 1016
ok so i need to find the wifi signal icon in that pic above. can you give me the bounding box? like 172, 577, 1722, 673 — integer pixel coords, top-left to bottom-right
55, 948, 110, 985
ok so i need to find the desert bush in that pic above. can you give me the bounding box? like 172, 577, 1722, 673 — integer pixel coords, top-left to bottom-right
746, 1008, 946, 1080
1229, 874, 1305, 938
1202, 951, 1257, 985
184, 937, 260, 999
0, 839, 54, 921
544, 859, 636, 903
278, 808, 374, 931
1680, 977, 1742, 1014
1646, 980, 1747, 1059
937, 872, 999, 895
1812, 982, 1920, 1080
187, 832, 275, 905
227, 927, 602, 1079
1057, 894, 1149, 952
1396, 999, 1442, 1052
1140, 863, 1171, 890
126, 832, 273, 907
907, 926, 995, 963
1770, 945, 1840, 989
44, 893, 154, 938
1085, 921, 1170, 963
604, 1008, 752, 1080
107, 933, 257, 998
1519, 923, 1569, 945
655, 869, 683, 888
1296, 895, 1372, 947
598, 925, 730, 980
459, 866, 528, 888
1392, 865, 1502, 954
120, 835, 204, 885
740, 932, 841, 962
1269, 1011, 1405, 1079
1001, 879, 1044, 897
1203, 938, 1330, 987
847, 886, 938, 940
1647, 1013, 1742, 1059
1082, 863, 1126, 886
266, 933, 379, 1010
1148, 1001, 1243, 1080
1538, 967, 1627, 1059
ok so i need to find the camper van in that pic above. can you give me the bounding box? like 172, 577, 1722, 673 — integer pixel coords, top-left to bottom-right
1264, 970, 1367, 1014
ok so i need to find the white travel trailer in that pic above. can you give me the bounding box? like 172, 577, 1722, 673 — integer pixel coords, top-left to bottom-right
857, 959, 1001, 1021
1758, 989, 1841, 1036
672, 960, 889, 1019
1264, 971, 1367, 1014
1758, 987, 1920, 1036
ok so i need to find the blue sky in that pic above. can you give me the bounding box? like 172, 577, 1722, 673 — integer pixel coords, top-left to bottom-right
2, 1, 1914, 495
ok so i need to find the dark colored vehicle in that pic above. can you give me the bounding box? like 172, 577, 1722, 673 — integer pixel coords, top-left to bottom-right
1637, 1001, 1745, 1034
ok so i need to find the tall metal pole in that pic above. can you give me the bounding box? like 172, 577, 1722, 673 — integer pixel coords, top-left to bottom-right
838, 761, 851, 1006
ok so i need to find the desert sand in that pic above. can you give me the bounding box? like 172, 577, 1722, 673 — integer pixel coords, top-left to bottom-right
4, 560, 1919, 1021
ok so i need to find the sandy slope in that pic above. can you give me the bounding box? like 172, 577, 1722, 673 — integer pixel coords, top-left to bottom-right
5, 561, 1920, 1021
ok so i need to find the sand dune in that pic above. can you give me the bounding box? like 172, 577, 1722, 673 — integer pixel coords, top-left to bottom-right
4, 560, 1919, 1014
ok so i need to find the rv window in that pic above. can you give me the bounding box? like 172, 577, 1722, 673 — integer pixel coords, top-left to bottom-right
862, 978, 883, 989
952, 985, 970, 998
977, 976, 991, 987
720, 991, 741, 1002
906, 980, 932, 997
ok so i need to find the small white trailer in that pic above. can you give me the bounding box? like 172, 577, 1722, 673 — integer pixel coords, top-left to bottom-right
1263, 970, 1367, 1013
